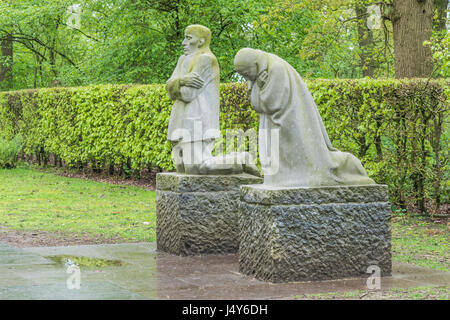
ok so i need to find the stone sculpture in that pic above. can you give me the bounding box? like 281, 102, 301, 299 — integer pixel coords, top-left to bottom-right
235, 49, 391, 283
234, 48, 375, 187
166, 24, 220, 175
166, 26, 259, 176
157, 27, 263, 256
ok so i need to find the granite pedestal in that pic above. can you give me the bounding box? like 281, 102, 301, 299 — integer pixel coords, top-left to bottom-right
156, 172, 262, 256
239, 184, 392, 283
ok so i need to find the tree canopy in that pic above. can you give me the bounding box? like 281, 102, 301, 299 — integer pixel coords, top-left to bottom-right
0, 0, 448, 91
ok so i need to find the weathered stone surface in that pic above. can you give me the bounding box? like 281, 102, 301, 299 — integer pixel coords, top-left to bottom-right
157, 172, 263, 192
239, 184, 392, 283
241, 184, 389, 205
157, 172, 262, 255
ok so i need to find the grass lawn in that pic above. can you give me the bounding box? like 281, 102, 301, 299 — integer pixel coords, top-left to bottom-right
0, 165, 448, 300
392, 215, 449, 272
0, 165, 156, 242
294, 285, 449, 300
0, 165, 448, 271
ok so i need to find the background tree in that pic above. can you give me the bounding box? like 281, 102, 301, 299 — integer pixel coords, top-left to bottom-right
0, 33, 13, 89
0, 0, 447, 91
391, 0, 434, 78
434, 0, 449, 32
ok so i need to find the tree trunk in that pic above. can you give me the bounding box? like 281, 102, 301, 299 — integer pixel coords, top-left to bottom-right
432, 113, 442, 212
433, 0, 449, 32
109, 163, 115, 175
355, 3, 376, 77
393, 0, 434, 78
0, 34, 13, 84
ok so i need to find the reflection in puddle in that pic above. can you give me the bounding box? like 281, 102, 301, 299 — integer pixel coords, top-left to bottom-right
46, 255, 124, 268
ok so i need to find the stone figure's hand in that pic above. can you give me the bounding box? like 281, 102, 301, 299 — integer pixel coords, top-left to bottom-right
257, 70, 268, 89
247, 80, 254, 92
180, 72, 204, 89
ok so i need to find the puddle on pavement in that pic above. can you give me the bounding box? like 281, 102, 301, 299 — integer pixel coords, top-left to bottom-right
46, 255, 125, 268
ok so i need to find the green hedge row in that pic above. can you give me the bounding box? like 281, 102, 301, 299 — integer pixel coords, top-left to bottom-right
0, 80, 448, 213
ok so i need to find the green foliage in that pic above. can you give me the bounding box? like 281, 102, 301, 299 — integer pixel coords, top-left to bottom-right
0, 0, 414, 92
1, 0, 448, 92
308, 79, 449, 212
0, 135, 22, 169
0, 79, 448, 212
0, 0, 274, 90
425, 31, 450, 78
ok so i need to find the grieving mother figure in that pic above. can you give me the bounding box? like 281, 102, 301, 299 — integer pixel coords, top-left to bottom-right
234, 48, 375, 187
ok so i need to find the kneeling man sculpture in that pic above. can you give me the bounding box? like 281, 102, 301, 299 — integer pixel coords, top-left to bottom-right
166, 25, 259, 176
155, 27, 262, 256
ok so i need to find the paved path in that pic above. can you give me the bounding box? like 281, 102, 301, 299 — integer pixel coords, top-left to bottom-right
0, 241, 448, 299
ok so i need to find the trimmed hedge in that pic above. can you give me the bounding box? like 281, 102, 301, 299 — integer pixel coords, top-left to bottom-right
0, 135, 22, 169
0, 80, 448, 213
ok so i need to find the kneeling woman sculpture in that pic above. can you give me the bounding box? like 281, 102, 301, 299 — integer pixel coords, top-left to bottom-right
234, 48, 375, 187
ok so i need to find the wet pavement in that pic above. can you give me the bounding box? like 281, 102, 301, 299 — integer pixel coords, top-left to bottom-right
0, 241, 448, 299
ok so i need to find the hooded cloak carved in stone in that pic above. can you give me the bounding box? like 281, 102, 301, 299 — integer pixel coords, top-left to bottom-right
234, 48, 375, 187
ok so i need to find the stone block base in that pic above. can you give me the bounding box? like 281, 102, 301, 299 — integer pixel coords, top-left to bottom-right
156, 172, 262, 255
239, 184, 392, 282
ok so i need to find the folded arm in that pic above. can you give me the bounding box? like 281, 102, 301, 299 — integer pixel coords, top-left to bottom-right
166, 54, 215, 103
